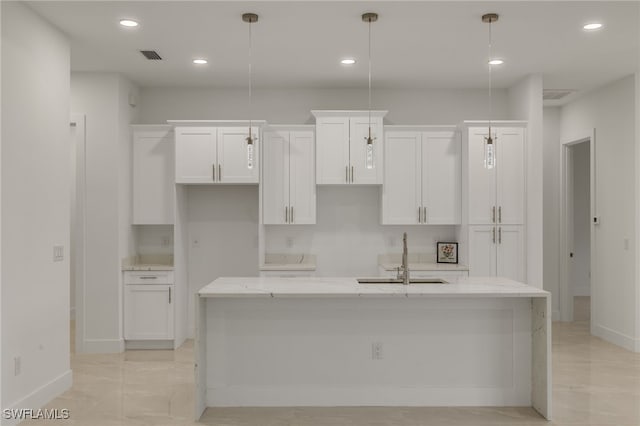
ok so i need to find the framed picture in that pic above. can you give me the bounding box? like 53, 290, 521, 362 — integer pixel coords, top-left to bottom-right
437, 242, 458, 264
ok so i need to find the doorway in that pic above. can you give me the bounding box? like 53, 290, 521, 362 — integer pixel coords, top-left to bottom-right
70, 114, 86, 353
560, 134, 595, 323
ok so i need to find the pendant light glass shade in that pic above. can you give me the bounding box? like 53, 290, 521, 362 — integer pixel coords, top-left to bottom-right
483, 13, 498, 170
243, 13, 258, 169
363, 12, 378, 170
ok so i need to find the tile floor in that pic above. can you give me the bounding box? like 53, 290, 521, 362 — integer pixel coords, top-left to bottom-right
20, 317, 640, 426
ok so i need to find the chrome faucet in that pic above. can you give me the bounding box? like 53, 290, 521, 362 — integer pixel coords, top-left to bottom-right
397, 232, 410, 285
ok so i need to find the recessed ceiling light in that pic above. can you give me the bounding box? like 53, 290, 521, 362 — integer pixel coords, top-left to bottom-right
193, 59, 208, 65
341, 58, 356, 65
583, 23, 603, 31
119, 19, 139, 27
488, 59, 504, 65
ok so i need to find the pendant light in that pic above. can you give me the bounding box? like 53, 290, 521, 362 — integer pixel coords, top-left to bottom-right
362, 12, 378, 170
482, 13, 498, 170
243, 12, 258, 169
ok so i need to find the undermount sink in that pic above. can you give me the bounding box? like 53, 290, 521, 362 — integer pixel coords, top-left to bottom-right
357, 278, 448, 284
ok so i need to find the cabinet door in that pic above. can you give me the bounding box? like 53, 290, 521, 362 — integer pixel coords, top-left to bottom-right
497, 225, 525, 282
124, 285, 174, 340
349, 116, 383, 184
422, 131, 461, 224
289, 130, 316, 224
133, 130, 175, 224
175, 127, 216, 183
262, 131, 289, 224
467, 128, 497, 225
468, 225, 497, 277
496, 128, 525, 225
217, 127, 259, 183
381, 131, 422, 224
316, 117, 350, 184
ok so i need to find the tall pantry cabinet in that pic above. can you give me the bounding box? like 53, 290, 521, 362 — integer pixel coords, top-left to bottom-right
464, 124, 526, 282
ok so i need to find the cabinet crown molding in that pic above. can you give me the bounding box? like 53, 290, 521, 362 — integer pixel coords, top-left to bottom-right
167, 120, 267, 127
311, 110, 388, 118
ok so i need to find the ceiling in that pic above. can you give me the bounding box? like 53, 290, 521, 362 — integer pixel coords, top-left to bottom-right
28, 1, 639, 96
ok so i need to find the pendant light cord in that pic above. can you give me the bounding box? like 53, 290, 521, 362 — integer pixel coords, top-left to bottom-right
248, 18, 253, 139
488, 18, 493, 136
368, 16, 372, 136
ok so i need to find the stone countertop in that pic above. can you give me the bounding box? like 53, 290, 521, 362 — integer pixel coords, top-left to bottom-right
198, 276, 549, 298
259, 254, 317, 271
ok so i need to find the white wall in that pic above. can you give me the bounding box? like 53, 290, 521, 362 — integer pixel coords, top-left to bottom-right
560, 75, 637, 350
265, 187, 457, 276
1, 1, 72, 421
186, 186, 259, 335
71, 72, 139, 353
139, 87, 509, 125
135, 225, 174, 256
543, 107, 561, 319
571, 142, 591, 297
508, 75, 544, 289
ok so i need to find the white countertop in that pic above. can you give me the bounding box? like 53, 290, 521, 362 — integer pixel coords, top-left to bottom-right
198, 276, 549, 298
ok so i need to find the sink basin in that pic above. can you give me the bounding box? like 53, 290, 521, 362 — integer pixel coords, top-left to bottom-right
357, 278, 448, 284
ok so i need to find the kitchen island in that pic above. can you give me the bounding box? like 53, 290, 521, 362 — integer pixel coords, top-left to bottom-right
195, 277, 551, 420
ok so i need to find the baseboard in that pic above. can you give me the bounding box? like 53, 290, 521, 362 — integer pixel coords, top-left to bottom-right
81, 338, 124, 354
2, 370, 72, 426
593, 323, 640, 353
125, 340, 173, 350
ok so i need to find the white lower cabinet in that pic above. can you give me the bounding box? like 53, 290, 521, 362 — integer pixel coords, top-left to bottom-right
124, 272, 174, 340
468, 225, 524, 282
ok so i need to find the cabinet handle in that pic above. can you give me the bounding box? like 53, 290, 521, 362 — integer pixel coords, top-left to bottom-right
139, 276, 157, 280
423, 207, 427, 224
351, 166, 354, 183
168, 287, 172, 304
498, 227, 502, 244
492, 227, 496, 244
291, 206, 294, 223
498, 206, 502, 223
346, 166, 349, 183
285, 206, 288, 223
418, 207, 421, 223
492, 206, 496, 223
212, 164, 216, 181
218, 164, 222, 181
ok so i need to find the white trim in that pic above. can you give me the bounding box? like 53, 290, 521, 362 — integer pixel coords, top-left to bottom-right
310, 110, 388, 118
82, 338, 125, 354
2, 370, 72, 426
559, 132, 595, 323
167, 119, 267, 127
592, 324, 640, 353
70, 114, 87, 353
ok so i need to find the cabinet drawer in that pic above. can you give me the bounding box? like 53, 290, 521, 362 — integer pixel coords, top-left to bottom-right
124, 271, 173, 285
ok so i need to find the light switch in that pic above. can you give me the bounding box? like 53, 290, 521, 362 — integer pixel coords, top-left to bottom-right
53, 245, 64, 262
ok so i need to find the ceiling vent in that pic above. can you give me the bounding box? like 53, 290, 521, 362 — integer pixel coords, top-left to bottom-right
543, 89, 575, 100
140, 50, 162, 60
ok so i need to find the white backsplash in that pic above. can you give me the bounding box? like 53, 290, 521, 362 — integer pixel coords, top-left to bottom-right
134, 224, 174, 256
265, 186, 457, 276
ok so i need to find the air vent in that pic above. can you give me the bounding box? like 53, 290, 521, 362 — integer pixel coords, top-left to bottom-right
543, 89, 575, 100
140, 50, 162, 60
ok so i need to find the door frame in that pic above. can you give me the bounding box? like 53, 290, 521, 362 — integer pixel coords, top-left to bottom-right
559, 130, 595, 323
70, 114, 87, 352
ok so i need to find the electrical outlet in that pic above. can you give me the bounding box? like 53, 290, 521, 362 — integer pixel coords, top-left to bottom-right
14, 356, 21, 376
53, 245, 64, 262
372, 342, 383, 360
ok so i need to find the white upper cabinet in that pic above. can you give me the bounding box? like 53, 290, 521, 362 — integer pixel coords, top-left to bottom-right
312, 111, 386, 185
382, 127, 461, 225
467, 126, 525, 225
174, 122, 261, 184
132, 125, 175, 225
263, 127, 316, 225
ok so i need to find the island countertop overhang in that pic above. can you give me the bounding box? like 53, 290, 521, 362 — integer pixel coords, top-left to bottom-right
198, 276, 549, 299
